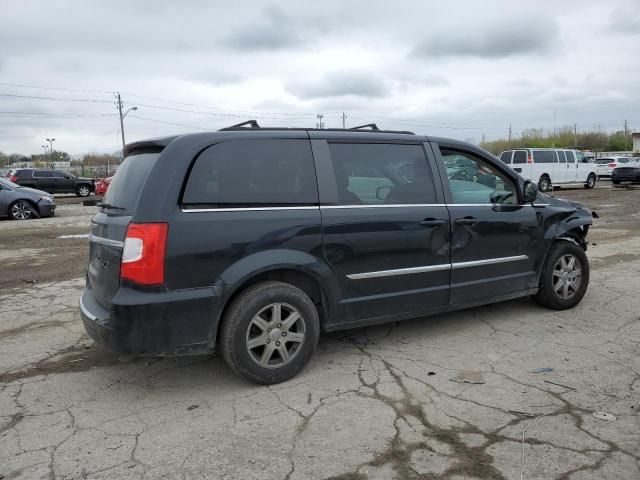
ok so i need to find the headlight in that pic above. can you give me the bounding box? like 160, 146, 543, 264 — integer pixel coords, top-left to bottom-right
40, 195, 54, 202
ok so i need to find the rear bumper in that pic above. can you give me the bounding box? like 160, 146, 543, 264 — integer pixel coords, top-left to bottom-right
612, 173, 640, 182
80, 285, 221, 355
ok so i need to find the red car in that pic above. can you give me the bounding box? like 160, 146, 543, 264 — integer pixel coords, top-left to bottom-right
95, 176, 112, 196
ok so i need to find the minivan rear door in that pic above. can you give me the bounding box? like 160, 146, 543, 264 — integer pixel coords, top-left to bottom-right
87, 151, 161, 308
311, 134, 451, 322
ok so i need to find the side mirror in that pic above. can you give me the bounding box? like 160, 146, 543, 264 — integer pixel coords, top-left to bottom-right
523, 181, 538, 203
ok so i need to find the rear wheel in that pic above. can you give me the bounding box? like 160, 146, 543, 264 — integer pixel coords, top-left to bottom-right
219, 281, 320, 384
538, 175, 551, 192
534, 241, 589, 310
584, 173, 596, 189
8, 200, 34, 220
76, 184, 91, 197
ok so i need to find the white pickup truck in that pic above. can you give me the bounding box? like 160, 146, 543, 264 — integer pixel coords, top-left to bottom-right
499, 148, 598, 192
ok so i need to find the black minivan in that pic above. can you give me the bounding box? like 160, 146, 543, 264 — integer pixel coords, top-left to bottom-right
80, 123, 593, 384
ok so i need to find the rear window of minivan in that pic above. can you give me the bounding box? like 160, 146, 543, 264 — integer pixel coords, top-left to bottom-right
513, 151, 527, 164
103, 151, 161, 213
533, 150, 554, 163
182, 139, 318, 207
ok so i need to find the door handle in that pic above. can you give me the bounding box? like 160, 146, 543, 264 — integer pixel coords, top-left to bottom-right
455, 217, 478, 226
420, 218, 447, 227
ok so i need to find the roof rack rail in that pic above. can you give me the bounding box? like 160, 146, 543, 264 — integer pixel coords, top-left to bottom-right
349, 123, 380, 131
219, 120, 260, 131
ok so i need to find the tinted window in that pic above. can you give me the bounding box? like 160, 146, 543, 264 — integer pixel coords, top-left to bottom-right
513, 151, 527, 164
13, 170, 32, 179
183, 139, 317, 206
34, 170, 52, 177
532, 151, 554, 163
565, 151, 575, 163
327, 143, 435, 205
440, 148, 517, 205
104, 152, 160, 213
500, 151, 512, 163
53, 170, 68, 177
557, 151, 567, 163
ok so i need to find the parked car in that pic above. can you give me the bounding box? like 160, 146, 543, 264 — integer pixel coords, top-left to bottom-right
0, 177, 56, 220
95, 176, 112, 196
499, 148, 597, 192
7, 168, 95, 196
611, 164, 640, 184
595, 156, 637, 179
80, 123, 594, 384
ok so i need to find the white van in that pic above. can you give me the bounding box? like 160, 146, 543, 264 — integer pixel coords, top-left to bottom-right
499, 148, 598, 192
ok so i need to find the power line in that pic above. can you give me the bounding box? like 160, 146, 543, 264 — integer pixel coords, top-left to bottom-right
128, 114, 210, 131
0, 81, 113, 94
0, 93, 113, 103
0, 111, 117, 117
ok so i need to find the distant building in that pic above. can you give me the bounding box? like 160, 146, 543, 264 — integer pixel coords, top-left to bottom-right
633, 132, 640, 153
53, 161, 71, 169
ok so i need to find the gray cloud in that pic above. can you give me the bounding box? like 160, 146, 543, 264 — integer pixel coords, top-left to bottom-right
412, 18, 558, 59
287, 71, 388, 99
224, 6, 308, 51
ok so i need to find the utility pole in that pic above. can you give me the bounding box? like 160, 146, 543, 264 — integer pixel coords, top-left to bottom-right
574, 123, 577, 148
508, 124, 512, 146
316, 114, 325, 129
342, 112, 346, 129
115, 92, 138, 157
552, 109, 556, 148
624, 119, 629, 152
116, 92, 125, 151
46, 138, 55, 168
481, 133, 486, 148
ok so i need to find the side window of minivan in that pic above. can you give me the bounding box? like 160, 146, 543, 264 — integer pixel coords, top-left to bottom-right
327, 143, 436, 205
182, 139, 318, 207
565, 151, 575, 163
441, 149, 517, 205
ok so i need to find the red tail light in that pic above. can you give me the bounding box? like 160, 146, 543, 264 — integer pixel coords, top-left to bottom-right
527, 154, 533, 164
608, 163, 616, 168
121, 223, 168, 285
9, 175, 18, 182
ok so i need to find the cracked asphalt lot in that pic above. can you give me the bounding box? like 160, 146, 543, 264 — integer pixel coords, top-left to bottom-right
1, 186, 639, 479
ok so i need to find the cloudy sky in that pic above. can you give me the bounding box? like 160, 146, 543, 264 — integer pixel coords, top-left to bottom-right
1, 0, 638, 156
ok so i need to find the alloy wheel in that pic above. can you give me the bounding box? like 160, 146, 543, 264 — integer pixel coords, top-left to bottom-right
245, 302, 306, 369
552, 254, 582, 299
79, 186, 90, 196
10, 201, 32, 220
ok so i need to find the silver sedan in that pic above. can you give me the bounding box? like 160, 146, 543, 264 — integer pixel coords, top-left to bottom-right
0, 177, 56, 220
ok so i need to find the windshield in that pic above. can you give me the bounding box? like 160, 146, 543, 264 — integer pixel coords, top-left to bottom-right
103, 151, 161, 213
0, 178, 19, 189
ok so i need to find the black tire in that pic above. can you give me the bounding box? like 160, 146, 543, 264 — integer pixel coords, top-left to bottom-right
534, 241, 589, 310
8, 200, 33, 220
538, 175, 551, 192
219, 281, 320, 384
584, 173, 596, 189
76, 184, 91, 197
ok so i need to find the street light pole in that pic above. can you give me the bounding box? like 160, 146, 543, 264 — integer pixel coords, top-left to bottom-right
116, 92, 138, 152
46, 138, 55, 168
41, 145, 48, 166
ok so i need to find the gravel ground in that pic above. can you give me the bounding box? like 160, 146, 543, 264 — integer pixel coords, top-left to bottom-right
1, 182, 639, 479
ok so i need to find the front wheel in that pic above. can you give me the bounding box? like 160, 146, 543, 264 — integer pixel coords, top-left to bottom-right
584, 174, 596, 189
8, 200, 33, 220
219, 281, 320, 384
76, 184, 91, 197
538, 175, 551, 192
534, 241, 589, 310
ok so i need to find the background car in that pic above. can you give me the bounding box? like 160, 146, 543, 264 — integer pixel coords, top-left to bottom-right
611, 164, 640, 184
0, 177, 56, 220
7, 168, 95, 196
595, 156, 637, 179
94, 176, 112, 196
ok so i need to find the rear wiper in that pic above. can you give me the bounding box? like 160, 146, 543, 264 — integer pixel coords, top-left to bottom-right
99, 203, 126, 211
